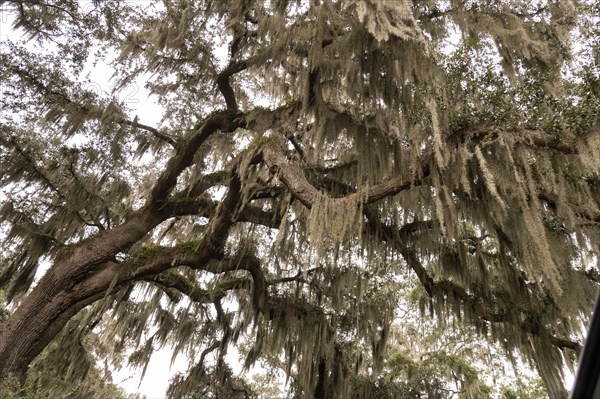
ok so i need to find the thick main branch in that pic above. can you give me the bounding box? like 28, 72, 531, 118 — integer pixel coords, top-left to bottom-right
261, 139, 429, 208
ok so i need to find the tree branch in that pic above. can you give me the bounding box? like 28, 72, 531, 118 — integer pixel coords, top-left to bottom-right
144, 271, 220, 304
364, 209, 583, 355
261, 139, 430, 209
450, 123, 584, 155
216, 60, 248, 111
118, 117, 178, 148
148, 110, 243, 208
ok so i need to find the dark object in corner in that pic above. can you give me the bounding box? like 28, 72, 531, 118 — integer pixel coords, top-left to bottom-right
570, 291, 600, 399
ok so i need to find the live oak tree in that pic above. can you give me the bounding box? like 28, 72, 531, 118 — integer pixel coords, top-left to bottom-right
0, 0, 599, 398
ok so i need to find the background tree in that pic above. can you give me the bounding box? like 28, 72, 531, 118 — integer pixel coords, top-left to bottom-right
0, 0, 599, 398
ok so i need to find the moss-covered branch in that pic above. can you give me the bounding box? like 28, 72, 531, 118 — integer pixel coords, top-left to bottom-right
363, 209, 583, 358
261, 139, 430, 209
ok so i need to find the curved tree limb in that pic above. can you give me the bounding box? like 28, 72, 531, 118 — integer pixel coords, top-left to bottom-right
261, 139, 430, 209
148, 110, 243, 207
362, 208, 583, 356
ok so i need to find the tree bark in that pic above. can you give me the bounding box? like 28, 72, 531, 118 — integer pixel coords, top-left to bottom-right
0, 268, 113, 380
0, 211, 164, 380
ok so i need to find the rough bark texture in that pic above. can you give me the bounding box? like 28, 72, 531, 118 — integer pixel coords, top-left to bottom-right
0, 211, 162, 379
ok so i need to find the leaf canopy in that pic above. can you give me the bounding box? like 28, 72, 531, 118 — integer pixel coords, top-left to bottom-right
0, 0, 599, 398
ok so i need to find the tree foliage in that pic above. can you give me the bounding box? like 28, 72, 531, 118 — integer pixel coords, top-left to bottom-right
0, 0, 599, 398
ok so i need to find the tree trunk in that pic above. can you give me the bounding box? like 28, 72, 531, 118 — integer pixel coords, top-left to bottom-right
0, 265, 119, 380
0, 212, 163, 380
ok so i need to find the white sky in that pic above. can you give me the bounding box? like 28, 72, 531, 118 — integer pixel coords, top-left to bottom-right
114, 347, 189, 398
